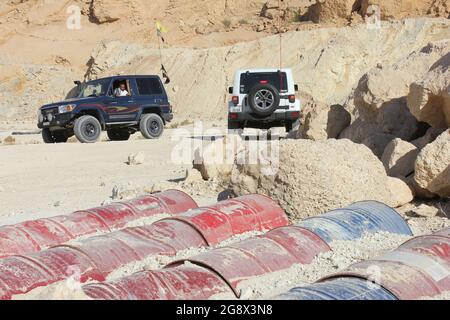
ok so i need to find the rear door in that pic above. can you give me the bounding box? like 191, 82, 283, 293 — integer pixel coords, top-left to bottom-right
133, 77, 169, 114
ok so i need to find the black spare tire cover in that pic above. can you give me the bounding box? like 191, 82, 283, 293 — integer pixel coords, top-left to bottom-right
248, 83, 280, 117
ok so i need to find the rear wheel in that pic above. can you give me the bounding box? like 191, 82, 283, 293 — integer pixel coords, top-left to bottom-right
107, 129, 131, 141
140, 114, 164, 139
42, 128, 69, 144
74, 115, 102, 143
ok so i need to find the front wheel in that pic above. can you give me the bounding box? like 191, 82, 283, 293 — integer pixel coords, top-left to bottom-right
42, 128, 69, 144
140, 114, 164, 139
107, 129, 131, 141
74, 115, 102, 143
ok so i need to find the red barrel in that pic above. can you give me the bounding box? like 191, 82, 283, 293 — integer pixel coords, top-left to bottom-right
167, 194, 288, 245
83, 265, 233, 300
168, 226, 330, 296
0, 195, 288, 299
322, 233, 450, 300
0, 190, 198, 259
0, 247, 103, 300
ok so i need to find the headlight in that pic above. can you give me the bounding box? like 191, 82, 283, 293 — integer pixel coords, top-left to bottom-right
58, 104, 76, 113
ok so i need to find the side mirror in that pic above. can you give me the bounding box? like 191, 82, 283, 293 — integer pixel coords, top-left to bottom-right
74, 80, 82, 87
294, 84, 299, 92
228, 87, 233, 94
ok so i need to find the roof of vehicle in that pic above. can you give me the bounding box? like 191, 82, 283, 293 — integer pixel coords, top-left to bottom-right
235, 68, 293, 74
89, 75, 162, 82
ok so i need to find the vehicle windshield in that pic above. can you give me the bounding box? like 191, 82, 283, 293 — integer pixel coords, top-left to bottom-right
240, 72, 288, 94
77, 79, 111, 98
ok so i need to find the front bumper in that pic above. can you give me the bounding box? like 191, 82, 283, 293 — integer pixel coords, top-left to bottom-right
37, 112, 74, 129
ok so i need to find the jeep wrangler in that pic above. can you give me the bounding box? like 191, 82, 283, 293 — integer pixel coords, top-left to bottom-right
37, 75, 173, 143
227, 68, 300, 132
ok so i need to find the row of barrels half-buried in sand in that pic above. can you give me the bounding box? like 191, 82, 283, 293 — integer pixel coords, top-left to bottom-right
83, 200, 414, 300
0, 194, 288, 300
277, 226, 450, 300
0, 190, 199, 259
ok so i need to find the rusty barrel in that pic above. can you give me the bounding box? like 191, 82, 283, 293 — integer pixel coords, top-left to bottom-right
0, 190, 198, 259
276, 277, 397, 300
0, 194, 288, 299
319, 229, 450, 300
296, 201, 412, 243
83, 265, 233, 300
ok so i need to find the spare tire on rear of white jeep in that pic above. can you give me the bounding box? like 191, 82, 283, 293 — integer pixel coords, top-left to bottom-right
248, 83, 280, 117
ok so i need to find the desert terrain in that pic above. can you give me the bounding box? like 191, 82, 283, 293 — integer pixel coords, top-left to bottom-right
0, 0, 449, 300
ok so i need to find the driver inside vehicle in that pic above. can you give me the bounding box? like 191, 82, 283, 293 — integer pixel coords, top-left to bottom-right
114, 83, 129, 97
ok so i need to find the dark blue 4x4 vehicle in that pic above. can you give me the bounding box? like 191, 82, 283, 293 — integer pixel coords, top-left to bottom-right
37, 75, 173, 143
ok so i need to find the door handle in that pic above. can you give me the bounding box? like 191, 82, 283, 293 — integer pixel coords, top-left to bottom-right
109, 101, 118, 104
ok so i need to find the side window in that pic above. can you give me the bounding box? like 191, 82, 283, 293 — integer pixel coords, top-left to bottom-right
111, 79, 132, 97
136, 78, 163, 95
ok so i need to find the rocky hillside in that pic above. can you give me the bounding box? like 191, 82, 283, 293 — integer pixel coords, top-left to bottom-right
0, 0, 449, 122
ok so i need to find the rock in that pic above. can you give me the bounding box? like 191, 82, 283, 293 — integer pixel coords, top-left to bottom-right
87, 0, 123, 24
411, 203, 440, 218
414, 130, 450, 197
184, 168, 204, 183
387, 177, 414, 207
193, 136, 242, 181
412, 127, 446, 149
407, 51, 450, 128
231, 139, 396, 220
404, 174, 437, 200
2, 135, 16, 145
362, 133, 395, 159
300, 95, 351, 140
381, 138, 419, 177
145, 181, 178, 194
302, 0, 357, 23
127, 152, 145, 166
342, 41, 450, 145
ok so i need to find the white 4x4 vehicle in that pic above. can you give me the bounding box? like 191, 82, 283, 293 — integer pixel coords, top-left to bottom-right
228, 68, 300, 132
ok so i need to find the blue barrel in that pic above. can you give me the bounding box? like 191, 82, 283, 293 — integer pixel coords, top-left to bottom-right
276, 278, 397, 300
296, 201, 412, 243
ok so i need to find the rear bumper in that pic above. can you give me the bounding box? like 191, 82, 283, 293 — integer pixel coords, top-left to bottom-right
162, 112, 174, 123
229, 111, 299, 128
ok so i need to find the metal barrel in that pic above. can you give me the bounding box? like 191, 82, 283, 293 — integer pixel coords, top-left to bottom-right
321, 230, 450, 300
167, 226, 330, 297
0, 195, 288, 299
276, 278, 397, 300
166, 194, 289, 245
296, 201, 412, 243
83, 265, 233, 300
0, 190, 198, 259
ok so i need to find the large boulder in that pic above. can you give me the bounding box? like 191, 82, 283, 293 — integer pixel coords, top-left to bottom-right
407, 52, 450, 128
362, 133, 395, 159
230, 139, 396, 220
299, 93, 351, 140
342, 41, 450, 146
381, 138, 419, 177
193, 135, 242, 182
414, 130, 450, 197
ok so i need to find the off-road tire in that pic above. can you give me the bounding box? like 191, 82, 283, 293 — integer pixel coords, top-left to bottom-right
42, 128, 69, 144
107, 129, 131, 141
140, 114, 164, 139
248, 83, 280, 117
74, 115, 102, 143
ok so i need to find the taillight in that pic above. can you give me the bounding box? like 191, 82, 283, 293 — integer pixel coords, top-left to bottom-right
232, 96, 239, 105
288, 95, 296, 103
229, 113, 238, 120
259, 80, 268, 84
290, 111, 300, 119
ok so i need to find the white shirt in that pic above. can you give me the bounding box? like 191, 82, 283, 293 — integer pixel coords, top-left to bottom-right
115, 88, 129, 97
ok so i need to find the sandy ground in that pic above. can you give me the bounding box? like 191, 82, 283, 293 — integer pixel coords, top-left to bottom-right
0, 123, 223, 225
